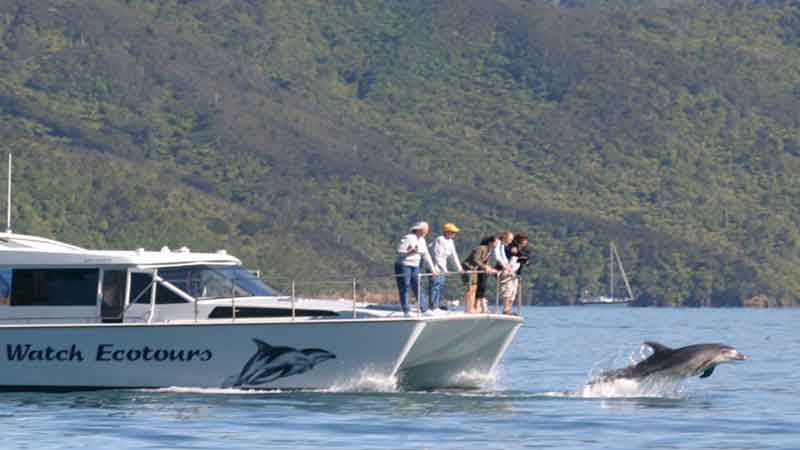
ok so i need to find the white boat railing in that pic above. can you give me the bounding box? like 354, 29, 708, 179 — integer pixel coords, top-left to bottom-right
282, 271, 523, 318
123, 269, 523, 324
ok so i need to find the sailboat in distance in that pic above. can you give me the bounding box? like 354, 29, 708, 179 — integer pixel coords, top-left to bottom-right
579, 242, 634, 305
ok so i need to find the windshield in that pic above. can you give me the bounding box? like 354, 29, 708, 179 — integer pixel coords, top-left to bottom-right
158, 265, 282, 300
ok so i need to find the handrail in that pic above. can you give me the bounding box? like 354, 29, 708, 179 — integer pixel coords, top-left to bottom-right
119, 269, 522, 324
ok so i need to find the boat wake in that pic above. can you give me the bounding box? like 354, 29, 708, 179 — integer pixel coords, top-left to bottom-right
146, 358, 687, 399
148, 367, 503, 395
150, 386, 287, 395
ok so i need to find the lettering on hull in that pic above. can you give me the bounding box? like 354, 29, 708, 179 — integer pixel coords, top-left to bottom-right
3, 344, 212, 362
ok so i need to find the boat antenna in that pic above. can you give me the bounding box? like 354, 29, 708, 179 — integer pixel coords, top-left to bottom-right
5, 153, 11, 234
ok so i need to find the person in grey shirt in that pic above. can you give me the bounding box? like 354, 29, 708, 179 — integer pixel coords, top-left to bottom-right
428, 223, 464, 313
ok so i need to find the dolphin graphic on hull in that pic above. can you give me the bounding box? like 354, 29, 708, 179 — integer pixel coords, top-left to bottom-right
591, 341, 746, 384
224, 339, 336, 388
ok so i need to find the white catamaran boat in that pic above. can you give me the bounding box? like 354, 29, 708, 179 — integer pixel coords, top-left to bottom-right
0, 232, 522, 390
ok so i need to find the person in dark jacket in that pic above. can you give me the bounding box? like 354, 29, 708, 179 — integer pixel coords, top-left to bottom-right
501, 233, 530, 314
461, 236, 498, 314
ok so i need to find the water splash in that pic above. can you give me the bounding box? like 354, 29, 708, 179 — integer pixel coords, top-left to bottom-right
573, 343, 686, 399
578, 376, 686, 399
327, 371, 399, 393
445, 368, 499, 390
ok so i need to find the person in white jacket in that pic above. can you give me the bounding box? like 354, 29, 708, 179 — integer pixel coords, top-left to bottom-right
428, 223, 463, 312
394, 221, 438, 316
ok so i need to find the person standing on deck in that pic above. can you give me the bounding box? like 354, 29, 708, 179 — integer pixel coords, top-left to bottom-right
489, 231, 515, 313
395, 222, 439, 316
428, 223, 464, 313
501, 233, 529, 314
461, 236, 498, 314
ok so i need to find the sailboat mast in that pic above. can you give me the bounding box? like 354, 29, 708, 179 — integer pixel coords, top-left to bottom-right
612, 242, 634, 301
609, 241, 614, 298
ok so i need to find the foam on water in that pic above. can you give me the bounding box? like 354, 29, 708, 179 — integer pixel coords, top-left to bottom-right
327, 371, 399, 393
578, 376, 685, 399
447, 368, 500, 390
149, 386, 287, 395
143, 367, 500, 395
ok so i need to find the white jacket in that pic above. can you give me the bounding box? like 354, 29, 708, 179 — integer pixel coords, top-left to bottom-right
396, 233, 436, 272
430, 235, 463, 273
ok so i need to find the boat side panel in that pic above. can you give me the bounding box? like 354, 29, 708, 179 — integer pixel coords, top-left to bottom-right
0, 320, 422, 389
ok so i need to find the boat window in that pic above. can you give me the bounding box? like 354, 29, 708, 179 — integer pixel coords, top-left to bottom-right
10, 269, 98, 306
101, 270, 126, 322
157, 266, 280, 300
0, 269, 11, 305
130, 273, 153, 304
131, 272, 189, 304
153, 284, 189, 304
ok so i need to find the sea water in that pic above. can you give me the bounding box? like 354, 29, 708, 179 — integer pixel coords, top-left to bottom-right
0, 307, 797, 450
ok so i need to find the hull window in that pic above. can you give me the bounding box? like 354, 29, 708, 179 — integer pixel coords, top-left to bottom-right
10, 269, 98, 306
208, 306, 339, 318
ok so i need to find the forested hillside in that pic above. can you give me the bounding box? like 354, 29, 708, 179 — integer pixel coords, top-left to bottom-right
1, 0, 799, 306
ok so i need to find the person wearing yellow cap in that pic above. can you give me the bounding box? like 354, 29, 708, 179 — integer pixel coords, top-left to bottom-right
428, 223, 464, 313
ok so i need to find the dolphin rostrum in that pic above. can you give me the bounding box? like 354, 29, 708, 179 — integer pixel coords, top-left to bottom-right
223, 339, 336, 388
592, 342, 746, 383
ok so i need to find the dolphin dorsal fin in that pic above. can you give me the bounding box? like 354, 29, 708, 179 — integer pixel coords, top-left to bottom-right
252, 338, 272, 352
644, 341, 672, 354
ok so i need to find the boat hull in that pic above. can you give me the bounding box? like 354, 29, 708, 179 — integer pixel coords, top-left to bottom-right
0, 319, 424, 390
0, 315, 521, 390
397, 315, 522, 389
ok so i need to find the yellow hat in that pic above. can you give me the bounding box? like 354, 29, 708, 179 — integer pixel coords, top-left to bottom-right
442, 223, 460, 233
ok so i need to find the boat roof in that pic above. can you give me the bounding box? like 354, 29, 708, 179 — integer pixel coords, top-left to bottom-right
0, 232, 241, 269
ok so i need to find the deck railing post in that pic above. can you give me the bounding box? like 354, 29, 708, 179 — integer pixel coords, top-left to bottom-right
352, 277, 357, 319
291, 280, 296, 321
148, 269, 158, 324
495, 272, 500, 315
231, 278, 235, 321
417, 271, 422, 317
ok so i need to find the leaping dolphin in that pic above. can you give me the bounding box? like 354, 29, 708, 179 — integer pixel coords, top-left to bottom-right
591, 342, 746, 384
223, 339, 336, 388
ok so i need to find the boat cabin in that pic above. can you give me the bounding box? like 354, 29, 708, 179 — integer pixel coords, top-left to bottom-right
0, 232, 304, 325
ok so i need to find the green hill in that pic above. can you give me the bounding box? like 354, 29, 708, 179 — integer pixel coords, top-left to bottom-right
1, 0, 799, 306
